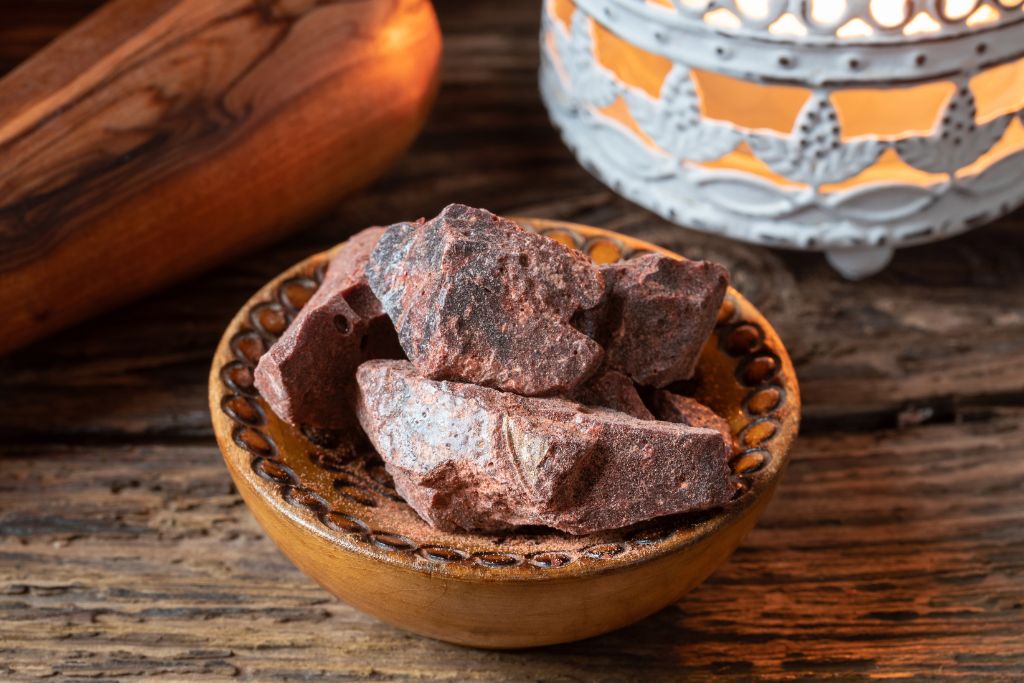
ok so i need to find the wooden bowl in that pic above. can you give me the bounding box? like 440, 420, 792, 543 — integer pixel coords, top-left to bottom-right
209, 218, 801, 649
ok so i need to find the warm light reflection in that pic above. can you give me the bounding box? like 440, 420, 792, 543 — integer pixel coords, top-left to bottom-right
551, 0, 575, 30
836, 17, 874, 38
870, 0, 908, 27
642, 0, 1018, 34
697, 144, 960, 193
966, 4, 1000, 26
943, 0, 979, 20
832, 81, 956, 138
705, 8, 743, 29
598, 98, 660, 149
693, 70, 810, 132
593, 20, 672, 97
641, 0, 1017, 35
810, 0, 848, 25
769, 13, 810, 35
970, 56, 1024, 122
820, 148, 946, 191
546, 31, 570, 85
903, 11, 942, 34
654, 0, 709, 9
957, 116, 1024, 177
693, 143, 806, 189
736, 0, 770, 20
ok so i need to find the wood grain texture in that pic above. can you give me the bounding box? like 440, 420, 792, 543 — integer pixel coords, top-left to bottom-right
1, 0, 1023, 680
0, 0, 440, 354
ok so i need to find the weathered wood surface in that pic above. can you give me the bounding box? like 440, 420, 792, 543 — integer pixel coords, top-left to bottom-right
0, 0, 439, 354
1, 1, 1023, 680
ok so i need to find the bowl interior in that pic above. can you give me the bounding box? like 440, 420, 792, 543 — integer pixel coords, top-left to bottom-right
211, 218, 800, 580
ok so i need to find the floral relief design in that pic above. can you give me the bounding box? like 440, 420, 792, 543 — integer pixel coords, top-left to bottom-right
626, 66, 742, 162
541, 3, 1024, 264
895, 83, 1013, 177
555, 12, 621, 109
554, 6, 887, 188
747, 93, 884, 187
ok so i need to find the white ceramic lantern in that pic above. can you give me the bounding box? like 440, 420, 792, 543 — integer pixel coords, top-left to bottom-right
539, 0, 1024, 278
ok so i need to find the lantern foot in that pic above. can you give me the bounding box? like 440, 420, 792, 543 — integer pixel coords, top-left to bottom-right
825, 246, 894, 281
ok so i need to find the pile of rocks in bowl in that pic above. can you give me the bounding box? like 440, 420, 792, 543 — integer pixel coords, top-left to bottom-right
255, 204, 736, 535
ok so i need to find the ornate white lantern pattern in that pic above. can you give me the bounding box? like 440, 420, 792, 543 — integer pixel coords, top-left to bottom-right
540, 0, 1024, 278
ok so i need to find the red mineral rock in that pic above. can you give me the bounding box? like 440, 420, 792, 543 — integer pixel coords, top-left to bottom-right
576, 254, 729, 387
356, 360, 734, 534
571, 369, 653, 420
254, 227, 403, 429
652, 391, 736, 453
366, 204, 606, 396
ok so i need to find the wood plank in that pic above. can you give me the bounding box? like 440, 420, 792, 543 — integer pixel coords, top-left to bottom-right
2, 410, 1021, 679
0, 2, 102, 73
0, 0, 440, 354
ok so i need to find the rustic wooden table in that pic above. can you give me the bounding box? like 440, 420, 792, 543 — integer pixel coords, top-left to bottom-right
2, 2, 1023, 681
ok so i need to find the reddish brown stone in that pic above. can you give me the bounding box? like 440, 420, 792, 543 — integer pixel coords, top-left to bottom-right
355, 360, 733, 535
254, 227, 404, 429
571, 369, 653, 420
366, 204, 606, 396
576, 254, 729, 388
652, 391, 736, 453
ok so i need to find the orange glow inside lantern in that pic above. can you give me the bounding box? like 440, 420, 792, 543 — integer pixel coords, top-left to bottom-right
564, 2, 1024, 191
540, 0, 1024, 277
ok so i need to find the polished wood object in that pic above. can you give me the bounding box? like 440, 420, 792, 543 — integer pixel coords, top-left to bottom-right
208, 220, 801, 648
0, 0, 440, 355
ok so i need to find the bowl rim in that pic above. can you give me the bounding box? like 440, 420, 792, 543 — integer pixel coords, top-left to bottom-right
209, 217, 801, 583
